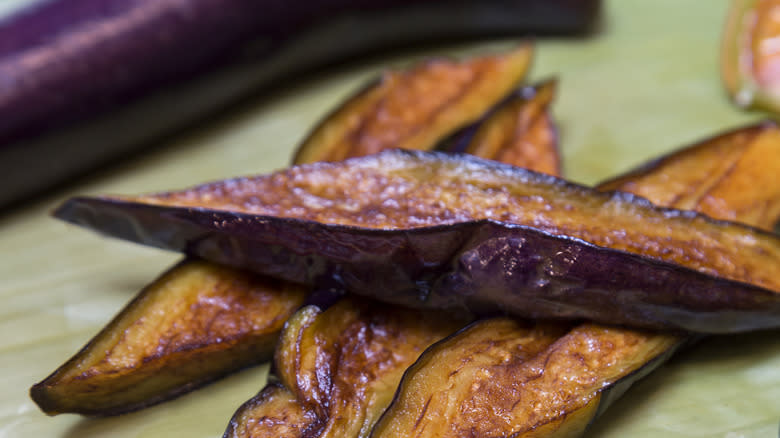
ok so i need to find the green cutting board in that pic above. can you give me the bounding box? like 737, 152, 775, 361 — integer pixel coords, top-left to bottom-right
1, 0, 778, 436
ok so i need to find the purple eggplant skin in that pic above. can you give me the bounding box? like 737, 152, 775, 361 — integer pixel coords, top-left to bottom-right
53, 154, 780, 334
0, 0, 599, 210
53, 198, 780, 333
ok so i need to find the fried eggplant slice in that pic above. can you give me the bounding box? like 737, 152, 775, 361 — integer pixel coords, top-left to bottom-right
31, 49, 545, 416
599, 121, 780, 228
223, 88, 563, 437
371, 323, 681, 438
372, 122, 780, 437
722, 0, 780, 112
224, 382, 319, 438
254, 299, 464, 438
292, 45, 533, 164
460, 79, 560, 175
229, 122, 780, 437
29, 260, 306, 415
30, 49, 541, 416
56, 149, 780, 333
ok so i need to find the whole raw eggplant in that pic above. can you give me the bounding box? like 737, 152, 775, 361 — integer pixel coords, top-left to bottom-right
54, 149, 780, 333
0, 0, 599, 208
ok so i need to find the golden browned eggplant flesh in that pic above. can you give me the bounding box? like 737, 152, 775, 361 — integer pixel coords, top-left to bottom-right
32, 42, 780, 438
224, 382, 319, 438
30, 48, 543, 416
264, 299, 462, 438
30, 261, 306, 416
462, 79, 560, 175
225, 81, 564, 438
372, 322, 680, 438
599, 121, 780, 227
56, 146, 780, 333
293, 45, 533, 163
228, 121, 780, 437
371, 122, 780, 438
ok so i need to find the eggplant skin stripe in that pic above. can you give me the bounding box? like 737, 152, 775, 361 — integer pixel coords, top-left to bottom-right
55, 148, 780, 334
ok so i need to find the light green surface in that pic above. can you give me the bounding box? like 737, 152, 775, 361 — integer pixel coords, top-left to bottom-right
1, 0, 778, 436
0, 0, 37, 18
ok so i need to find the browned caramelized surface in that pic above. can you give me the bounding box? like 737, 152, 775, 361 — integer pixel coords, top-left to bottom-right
227, 92, 780, 438
599, 123, 780, 228
33, 48, 549, 419
372, 323, 678, 438
370, 123, 780, 437
272, 299, 464, 438
30, 260, 305, 415
224, 120, 780, 437
370, 319, 568, 436
225, 80, 565, 437
122, 150, 780, 293
225, 383, 319, 438
465, 80, 560, 175
293, 45, 532, 164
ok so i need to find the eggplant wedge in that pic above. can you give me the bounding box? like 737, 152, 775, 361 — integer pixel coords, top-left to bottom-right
225, 124, 780, 438
223, 81, 563, 437
224, 382, 319, 438
29, 260, 306, 416
230, 122, 780, 438
371, 323, 681, 438
223, 299, 464, 438
277, 299, 464, 438
721, 0, 780, 113
459, 79, 560, 175
228, 122, 780, 437
599, 121, 780, 228
372, 122, 780, 437
293, 45, 533, 163
55, 149, 780, 333
31, 50, 543, 416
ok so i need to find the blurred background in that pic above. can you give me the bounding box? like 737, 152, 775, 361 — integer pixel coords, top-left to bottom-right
1, 1, 778, 437
0, 0, 598, 209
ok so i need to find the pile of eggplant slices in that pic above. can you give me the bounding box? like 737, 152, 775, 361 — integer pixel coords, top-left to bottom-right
32, 46, 780, 437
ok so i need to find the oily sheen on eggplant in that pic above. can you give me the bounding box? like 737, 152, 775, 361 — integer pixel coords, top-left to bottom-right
54, 149, 780, 333
292, 45, 533, 163
598, 121, 780, 227
371, 320, 682, 438
29, 260, 305, 416
232, 122, 780, 438
30, 51, 545, 417
225, 83, 562, 437
459, 79, 560, 175
266, 299, 463, 438
225, 382, 319, 437
371, 122, 780, 437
